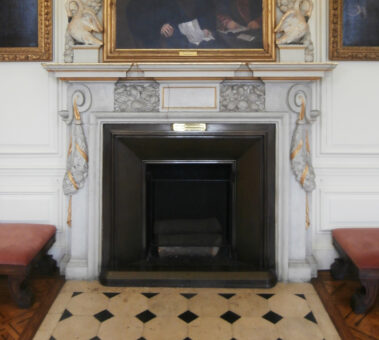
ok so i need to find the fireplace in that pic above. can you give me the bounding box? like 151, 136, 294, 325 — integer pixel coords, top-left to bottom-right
101, 123, 276, 287
44, 62, 336, 283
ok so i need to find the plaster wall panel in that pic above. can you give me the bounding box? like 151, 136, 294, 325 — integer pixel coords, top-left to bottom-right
0, 173, 67, 264
322, 63, 379, 152
0, 64, 52, 152
312, 170, 379, 268
160, 84, 219, 111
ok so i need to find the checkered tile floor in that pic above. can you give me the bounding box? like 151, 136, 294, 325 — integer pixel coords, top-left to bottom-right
33, 281, 340, 340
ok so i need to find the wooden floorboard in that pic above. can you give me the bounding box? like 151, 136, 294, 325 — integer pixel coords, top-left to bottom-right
0, 275, 65, 340
312, 271, 379, 340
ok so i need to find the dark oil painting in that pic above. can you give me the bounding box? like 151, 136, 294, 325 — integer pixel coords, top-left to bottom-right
115, 0, 263, 50
343, 0, 379, 46
0, 0, 39, 48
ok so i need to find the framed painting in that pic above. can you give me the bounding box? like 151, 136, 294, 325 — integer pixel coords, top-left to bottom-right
329, 0, 379, 60
0, 0, 52, 62
104, 0, 276, 62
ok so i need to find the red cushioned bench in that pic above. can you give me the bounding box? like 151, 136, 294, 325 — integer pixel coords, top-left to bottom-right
331, 228, 379, 314
0, 223, 57, 308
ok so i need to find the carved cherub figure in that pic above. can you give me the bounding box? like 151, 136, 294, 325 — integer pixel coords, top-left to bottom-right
275, 0, 313, 45
66, 0, 103, 45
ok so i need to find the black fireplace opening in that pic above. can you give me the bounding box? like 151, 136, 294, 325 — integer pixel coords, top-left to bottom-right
146, 162, 234, 266
101, 123, 276, 287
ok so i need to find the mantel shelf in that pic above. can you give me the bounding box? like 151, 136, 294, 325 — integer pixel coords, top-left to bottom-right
43, 62, 337, 81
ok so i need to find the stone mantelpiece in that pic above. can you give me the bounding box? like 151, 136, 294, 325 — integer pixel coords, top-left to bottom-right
44, 62, 336, 282
44, 62, 335, 80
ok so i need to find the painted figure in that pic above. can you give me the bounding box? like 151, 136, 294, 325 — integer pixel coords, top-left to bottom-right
217, 0, 262, 32
126, 0, 217, 48
343, 0, 379, 46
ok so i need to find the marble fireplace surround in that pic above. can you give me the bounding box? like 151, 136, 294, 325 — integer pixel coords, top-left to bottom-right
44, 63, 336, 282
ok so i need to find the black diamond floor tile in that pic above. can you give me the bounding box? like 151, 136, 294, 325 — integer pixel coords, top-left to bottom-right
49, 337, 57, 340
141, 292, 159, 299
183, 338, 192, 340
219, 293, 235, 299
103, 292, 120, 298
178, 310, 198, 324
262, 311, 283, 324
136, 310, 156, 323
220, 311, 241, 324
72, 292, 82, 297
89, 337, 101, 340
137, 337, 146, 340
180, 293, 197, 299
304, 311, 318, 324
295, 293, 306, 300
94, 309, 114, 322
59, 309, 73, 321
258, 293, 275, 300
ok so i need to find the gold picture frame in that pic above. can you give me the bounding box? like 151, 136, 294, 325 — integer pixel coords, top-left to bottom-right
0, 0, 52, 62
104, 0, 276, 62
329, 0, 379, 60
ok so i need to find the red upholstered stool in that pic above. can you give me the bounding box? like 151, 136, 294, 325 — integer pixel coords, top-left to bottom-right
0, 223, 57, 308
331, 228, 379, 314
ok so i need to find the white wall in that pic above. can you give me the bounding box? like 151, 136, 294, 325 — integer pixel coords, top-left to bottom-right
310, 1, 379, 268
0, 0, 378, 271
0, 3, 67, 264
0, 62, 67, 262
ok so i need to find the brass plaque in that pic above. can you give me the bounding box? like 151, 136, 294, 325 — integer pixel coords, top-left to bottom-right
172, 123, 207, 132
179, 51, 198, 57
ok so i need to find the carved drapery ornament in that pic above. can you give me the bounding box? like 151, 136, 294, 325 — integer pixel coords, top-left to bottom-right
288, 84, 318, 228
62, 88, 90, 226
275, 0, 314, 61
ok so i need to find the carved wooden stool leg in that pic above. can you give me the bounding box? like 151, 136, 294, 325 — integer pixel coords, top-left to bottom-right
8, 274, 34, 309
34, 254, 58, 275
351, 279, 378, 314
331, 257, 351, 280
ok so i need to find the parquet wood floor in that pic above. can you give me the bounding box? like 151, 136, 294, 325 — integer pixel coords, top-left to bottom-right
312, 271, 379, 340
0, 275, 64, 340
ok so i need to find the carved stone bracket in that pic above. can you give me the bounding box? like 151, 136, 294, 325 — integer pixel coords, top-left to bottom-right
114, 82, 160, 112
288, 84, 319, 124
59, 84, 92, 125
220, 82, 265, 112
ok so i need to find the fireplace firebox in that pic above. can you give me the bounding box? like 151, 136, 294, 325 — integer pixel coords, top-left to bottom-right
147, 163, 233, 262
101, 123, 276, 287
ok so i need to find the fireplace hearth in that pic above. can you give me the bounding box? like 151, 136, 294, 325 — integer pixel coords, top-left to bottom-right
101, 123, 276, 287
